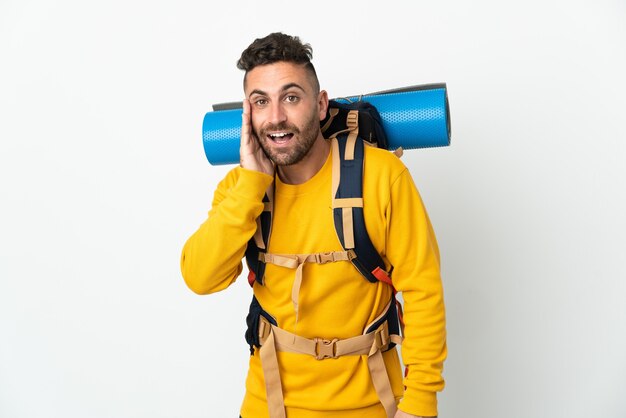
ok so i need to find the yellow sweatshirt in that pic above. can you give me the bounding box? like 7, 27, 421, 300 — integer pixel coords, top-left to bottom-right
181, 144, 446, 417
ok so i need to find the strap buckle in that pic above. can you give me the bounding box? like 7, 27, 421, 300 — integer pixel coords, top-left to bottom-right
346, 110, 359, 131
374, 322, 390, 350
314, 252, 334, 264
314, 338, 339, 360
258, 316, 272, 343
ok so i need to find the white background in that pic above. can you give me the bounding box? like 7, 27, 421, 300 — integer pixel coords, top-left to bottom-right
1, 1, 625, 417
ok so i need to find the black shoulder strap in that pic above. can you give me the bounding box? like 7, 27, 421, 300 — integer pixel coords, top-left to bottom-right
332, 134, 391, 283
245, 190, 272, 286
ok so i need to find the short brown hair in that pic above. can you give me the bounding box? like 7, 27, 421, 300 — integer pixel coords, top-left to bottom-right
237, 32, 319, 92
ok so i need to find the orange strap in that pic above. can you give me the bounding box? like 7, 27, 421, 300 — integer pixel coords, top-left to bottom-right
372, 267, 395, 291
247, 270, 256, 287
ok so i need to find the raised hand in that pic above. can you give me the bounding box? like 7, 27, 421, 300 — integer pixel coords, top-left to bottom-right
239, 99, 275, 176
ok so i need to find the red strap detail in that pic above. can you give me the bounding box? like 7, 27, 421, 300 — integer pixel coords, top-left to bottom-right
372, 267, 395, 293
247, 270, 256, 287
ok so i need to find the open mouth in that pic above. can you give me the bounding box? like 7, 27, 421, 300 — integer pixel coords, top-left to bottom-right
267, 132, 294, 144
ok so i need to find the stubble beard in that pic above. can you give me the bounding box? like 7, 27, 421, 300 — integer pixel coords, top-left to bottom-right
253, 111, 321, 166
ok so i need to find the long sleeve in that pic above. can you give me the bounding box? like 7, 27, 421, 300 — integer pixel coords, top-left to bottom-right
180, 167, 274, 295
386, 168, 447, 417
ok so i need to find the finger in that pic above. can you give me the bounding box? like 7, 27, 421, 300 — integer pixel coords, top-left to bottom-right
241, 99, 251, 146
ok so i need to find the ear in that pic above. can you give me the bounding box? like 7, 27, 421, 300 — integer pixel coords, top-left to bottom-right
317, 90, 329, 121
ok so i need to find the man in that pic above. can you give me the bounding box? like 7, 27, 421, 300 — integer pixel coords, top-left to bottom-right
181, 33, 446, 418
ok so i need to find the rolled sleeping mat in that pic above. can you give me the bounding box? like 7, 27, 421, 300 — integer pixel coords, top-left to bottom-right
202, 83, 451, 165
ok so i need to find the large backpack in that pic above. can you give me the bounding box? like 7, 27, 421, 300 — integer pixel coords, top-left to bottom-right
243, 99, 404, 418
244, 98, 403, 346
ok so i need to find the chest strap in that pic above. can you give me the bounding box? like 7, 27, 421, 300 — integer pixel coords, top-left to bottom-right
258, 250, 355, 327
257, 314, 403, 418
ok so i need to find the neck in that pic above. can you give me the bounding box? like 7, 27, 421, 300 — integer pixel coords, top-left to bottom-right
276, 135, 330, 185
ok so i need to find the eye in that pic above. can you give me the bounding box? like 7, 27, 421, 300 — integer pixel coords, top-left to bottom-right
285, 95, 299, 103
253, 98, 268, 107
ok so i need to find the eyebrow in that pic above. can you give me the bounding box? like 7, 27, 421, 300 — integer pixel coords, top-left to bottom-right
248, 82, 306, 98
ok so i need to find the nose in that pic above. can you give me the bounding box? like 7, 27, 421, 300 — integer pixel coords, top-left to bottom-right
268, 101, 287, 125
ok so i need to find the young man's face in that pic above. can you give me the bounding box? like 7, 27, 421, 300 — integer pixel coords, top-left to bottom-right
244, 61, 327, 166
